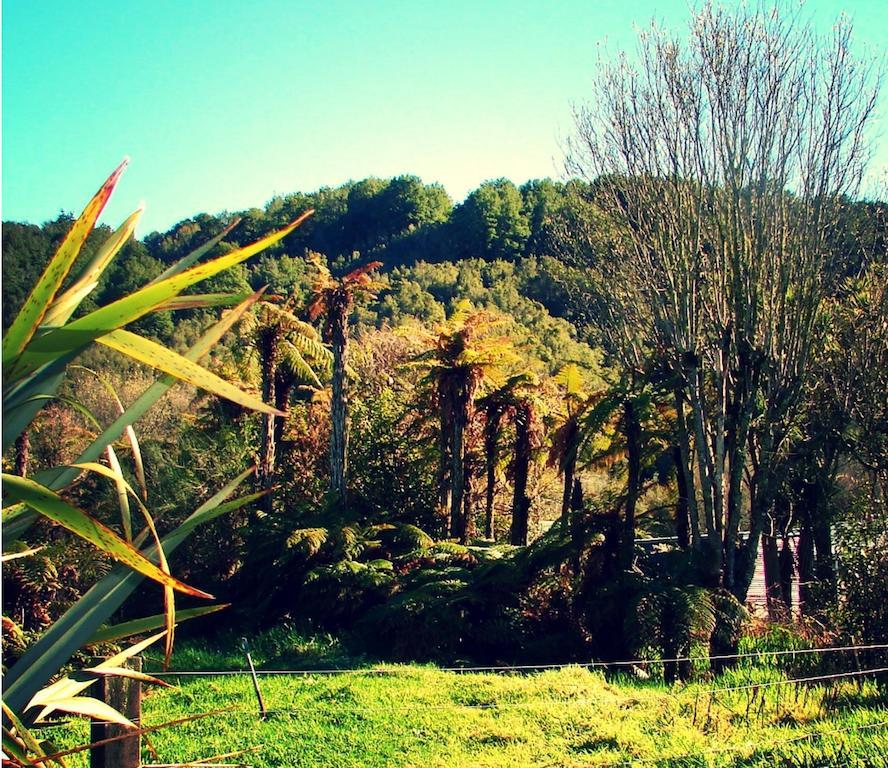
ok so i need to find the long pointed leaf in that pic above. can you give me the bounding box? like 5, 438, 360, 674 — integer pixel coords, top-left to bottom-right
0, 547, 43, 562
28, 632, 167, 716
27, 289, 265, 500
1, 702, 54, 768
1, 477, 257, 713
1, 474, 212, 599
2, 368, 66, 455
71, 366, 148, 501
35, 696, 135, 727
2, 159, 128, 369
147, 217, 241, 286
105, 446, 132, 541
43, 206, 143, 328
70, 459, 177, 661
152, 292, 250, 312
86, 667, 171, 687
97, 329, 284, 415
88, 604, 228, 646
11, 212, 312, 379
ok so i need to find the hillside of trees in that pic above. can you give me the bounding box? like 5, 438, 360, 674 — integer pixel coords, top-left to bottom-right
4, 169, 886, 672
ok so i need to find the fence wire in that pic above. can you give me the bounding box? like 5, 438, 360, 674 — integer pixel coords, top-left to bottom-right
146, 641, 888, 678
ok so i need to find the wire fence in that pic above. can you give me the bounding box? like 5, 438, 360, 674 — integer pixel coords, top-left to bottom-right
66, 643, 888, 767
145, 641, 888, 678
144, 662, 888, 715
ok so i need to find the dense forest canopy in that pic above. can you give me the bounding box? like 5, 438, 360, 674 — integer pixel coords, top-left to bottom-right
4, 169, 885, 647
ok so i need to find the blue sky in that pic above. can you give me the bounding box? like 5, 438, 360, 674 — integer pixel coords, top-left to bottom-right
3, 0, 886, 235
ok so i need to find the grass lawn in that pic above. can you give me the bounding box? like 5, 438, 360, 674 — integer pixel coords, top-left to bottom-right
40, 630, 888, 767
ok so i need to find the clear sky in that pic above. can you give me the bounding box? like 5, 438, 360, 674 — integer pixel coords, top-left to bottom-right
2, 0, 886, 235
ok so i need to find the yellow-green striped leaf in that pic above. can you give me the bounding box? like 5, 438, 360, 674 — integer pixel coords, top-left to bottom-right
2, 159, 128, 369
10, 211, 313, 380
152, 292, 251, 312
1, 474, 212, 599
97, 329, 284, 415
29, 291, 266, 504
43, 206, 143, 328
88, 604, 228, 646
1, 702, 54, 766
147, 217, 242, 285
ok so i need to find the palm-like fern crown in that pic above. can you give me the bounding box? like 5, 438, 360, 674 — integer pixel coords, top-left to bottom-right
239, 299, 332, 388
305, 252, 383, 328
412, 301, 522, 397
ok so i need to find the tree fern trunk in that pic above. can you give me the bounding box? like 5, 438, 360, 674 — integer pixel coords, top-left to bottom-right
463, 453, 477, 543
510, 403, 532, 546
258, 327, 281, 514
273, 374, 293, 449
449, 380, 469, 540
329, 297, 349, 507
483, 405, 502, 540
560, 419, 579, 525
14, 431, 30, 477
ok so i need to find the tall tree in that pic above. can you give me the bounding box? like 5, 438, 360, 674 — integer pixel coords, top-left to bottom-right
548, 364, 594, 524
509, 381, 544, 546
308, 254, 381, 506
478, 372, 536, 540
451, 179, 531, 261
567, 3, 879, 598
239, 299, 330, 512
411, 302, 519, 542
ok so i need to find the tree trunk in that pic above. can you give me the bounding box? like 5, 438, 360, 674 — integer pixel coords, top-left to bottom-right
724, 393, 754, 592
463, 453, 477, 543
673, 445, 690, 550
273, 374, 293, 449
258, 327, 281, 515
812, 517, 835, 605
14, 431, 30, 477
619, 398, 641, 571
437, 379, 453, 534
762, 531, 786, 619
779, 535, 795, 611
812, 474, 836, 608
484, 405, 503, 540
569, 478, 585, 572
510, 403, 532, 546
673, 386, 700, 548
687, 367, 721, 550
449, 379, 470, 540
560, 419, 579, 526
732, 432, 776, 602
329, 300, 349, 507
797, 513, 816, 613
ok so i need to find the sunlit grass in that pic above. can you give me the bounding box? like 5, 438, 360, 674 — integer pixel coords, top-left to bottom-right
41, 629, 887, 767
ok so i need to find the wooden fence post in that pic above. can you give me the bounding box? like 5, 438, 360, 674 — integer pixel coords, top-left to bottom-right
90, 657, 142, 768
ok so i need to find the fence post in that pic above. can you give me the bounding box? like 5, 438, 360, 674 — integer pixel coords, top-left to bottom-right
90, 656, 142, 768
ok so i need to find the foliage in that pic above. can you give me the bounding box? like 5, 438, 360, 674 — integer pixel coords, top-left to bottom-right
834, 492, 888, 644
1, 162, 310, 761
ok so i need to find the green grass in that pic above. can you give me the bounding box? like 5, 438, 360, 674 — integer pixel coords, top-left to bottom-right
38, 629, 888, 767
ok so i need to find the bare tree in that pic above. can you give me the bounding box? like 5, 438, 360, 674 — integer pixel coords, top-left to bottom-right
567, 3, 880, 598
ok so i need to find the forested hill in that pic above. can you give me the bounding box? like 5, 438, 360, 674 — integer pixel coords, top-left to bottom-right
3, 175, 886, 348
